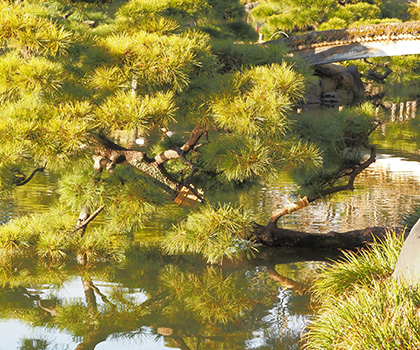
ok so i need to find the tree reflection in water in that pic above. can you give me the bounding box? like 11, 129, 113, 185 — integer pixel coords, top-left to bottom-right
0, 248, 318, 350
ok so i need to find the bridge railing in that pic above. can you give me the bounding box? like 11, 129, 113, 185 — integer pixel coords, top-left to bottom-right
275, 21, 420, 51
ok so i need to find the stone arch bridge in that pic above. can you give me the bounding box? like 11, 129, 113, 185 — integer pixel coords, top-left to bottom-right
271, 21, 420, 65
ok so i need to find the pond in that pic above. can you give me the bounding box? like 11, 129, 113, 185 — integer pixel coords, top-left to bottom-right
1, 115, 420, 350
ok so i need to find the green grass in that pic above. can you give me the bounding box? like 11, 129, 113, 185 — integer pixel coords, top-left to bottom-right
303, 233, 420, 350
311, 232, 404, 299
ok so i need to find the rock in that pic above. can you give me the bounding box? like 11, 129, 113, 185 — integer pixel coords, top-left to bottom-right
84, 20, 96, 28
336, 89, 354, 106
308, 80, 322, 99
320, 77, 337, 94
312, 63, 364, 106
341, 65, 364, 103
305, 94, 321, 105
365, 83, 383, 97
321, 91, 341, 107
393, 218, 420, 284
315, 63, 345, 77
157, 327, 174, 336
383, 101, 392, 109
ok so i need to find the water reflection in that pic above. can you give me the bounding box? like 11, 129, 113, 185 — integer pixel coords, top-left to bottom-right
2, 119, 420, 349
0, 170, 58, 225
0, 251, 319, 350
253, 153, 420, 233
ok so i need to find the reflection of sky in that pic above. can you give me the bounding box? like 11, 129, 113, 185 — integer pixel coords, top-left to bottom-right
374, 154, 420, 179
28, 277, 149, 307
0, 320, 77, 350
95, 327, 179, 350
2, 279, 162, 350
2, 264, 318, 350
245, 288, 309, 350
0, 321, 178, 350
245, 264, 315, 350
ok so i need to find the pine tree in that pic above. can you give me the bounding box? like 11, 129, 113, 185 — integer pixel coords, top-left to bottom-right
0, 0, 380, 265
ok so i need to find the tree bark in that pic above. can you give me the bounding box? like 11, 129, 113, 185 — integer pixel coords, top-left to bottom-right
254, 224, 392, 249
93, 124, 207, 198
76, 207, 90, 265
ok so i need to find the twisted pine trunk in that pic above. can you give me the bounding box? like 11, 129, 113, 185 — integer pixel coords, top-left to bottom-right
254, 223, 392, 249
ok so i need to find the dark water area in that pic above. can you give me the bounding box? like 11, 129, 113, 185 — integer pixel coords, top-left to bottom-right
1, 115, 420, 349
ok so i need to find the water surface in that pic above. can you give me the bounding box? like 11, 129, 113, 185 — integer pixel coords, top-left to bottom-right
1, 118, 420, 349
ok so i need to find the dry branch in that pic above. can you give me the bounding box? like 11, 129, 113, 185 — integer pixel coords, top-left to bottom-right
74, 205, 105, 232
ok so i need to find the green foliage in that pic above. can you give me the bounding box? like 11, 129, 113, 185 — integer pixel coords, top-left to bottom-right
381, 0, 409, 20
89, 65, 128, 96
0, 162, 27, 197
0, 0, 380, 269
0, 211, 75, 265
0, 53, 64, 100
0, 207, 131, 266
305, 280, 420, 350
250, 3, 280, 22
201, 135, 273, 182
386, 55, 420, 85
251, 0, 409, 37
58, 171, 107, 210
117, 0, 209, 23
198, 0, 257, 41
321, 3, 381, 29
409, 2, 420, 20
201, 132, 321, 183
291, 103, 378, 196
97, 90, 176, 133
36, 229, 71, 262
105, 175, 167, 231
250, 0, 336, 37
304, 233, 420, 350
75, 227, 129, 263
403, 206, 420, 232
162, 203, 257, 264
100, 30, 215, 92
0, 2, 72, 57
212, 62, 305, 136
207, 0, 245, 21
161, 264, 252, 324
317, 17, 347, 31
58, 166, 167, 231
211, 39, 289, 72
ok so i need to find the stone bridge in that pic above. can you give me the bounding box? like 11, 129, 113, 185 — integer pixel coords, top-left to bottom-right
271, 21, 420, 65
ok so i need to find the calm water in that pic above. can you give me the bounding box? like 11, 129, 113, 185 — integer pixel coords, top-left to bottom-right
1, 117, 420, 349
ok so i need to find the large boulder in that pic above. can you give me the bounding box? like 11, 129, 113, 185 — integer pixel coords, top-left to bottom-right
312, 63, 365, 107
393, 218, 420, 284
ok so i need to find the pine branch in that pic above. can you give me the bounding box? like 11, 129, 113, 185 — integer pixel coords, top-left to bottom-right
15, 163, 47, 187
153, 124, 206, 166
94, 126, 207, 196
74, 205, 105, 231
268, 144, 376, 227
